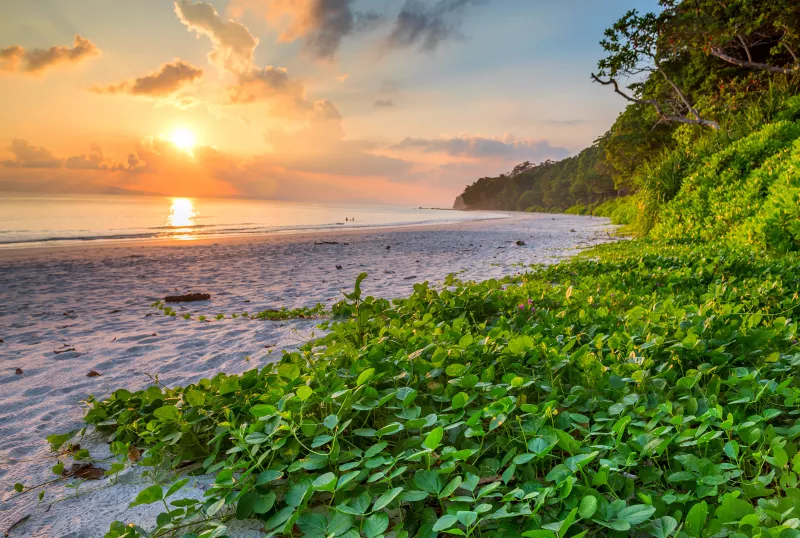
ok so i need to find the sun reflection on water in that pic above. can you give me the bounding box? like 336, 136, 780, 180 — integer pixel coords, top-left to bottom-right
166, 198, 197, 239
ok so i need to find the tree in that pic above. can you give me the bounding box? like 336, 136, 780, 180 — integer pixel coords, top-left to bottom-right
659, 0, 800, 75
592, 9, 720, 130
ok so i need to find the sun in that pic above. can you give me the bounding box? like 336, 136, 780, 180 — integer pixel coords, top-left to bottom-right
168, 128, 197, 155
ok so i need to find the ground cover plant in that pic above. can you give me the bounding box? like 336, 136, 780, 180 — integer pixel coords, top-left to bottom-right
36, 240, 800, 538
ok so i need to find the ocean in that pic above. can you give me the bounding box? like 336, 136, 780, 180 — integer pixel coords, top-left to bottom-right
0, 193, 506, 248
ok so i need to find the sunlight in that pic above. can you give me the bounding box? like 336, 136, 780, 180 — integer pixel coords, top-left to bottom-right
166, 197, 196, 229
168, 128, 197, 155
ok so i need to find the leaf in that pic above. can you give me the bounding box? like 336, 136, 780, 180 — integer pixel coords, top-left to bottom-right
312, 472, 337, 492
521, 532, 557, 538
185, 388, 205, 407
153, 405, 181, 422
277, 363, 300, 380
165, 478, 189, 498
323, 414, 339, 430
439, 476, 462, 498
566, 285, 573, 300
364, 512, 390, 538
373, 487, 403, 511
558, 508, 579, 537
129, 485, 162, 507
685, 501, 708, 538
452, 392, 469, 409
617, 504, 655, 526
256, 470, 283, 485
457, 511, 478, 528
423, 427, 444, 450
400, 490, 429, 502
649, 516, 678, 538
579, 496, 598, 519
285, 480, 311, 507
433, 514, 459, 532
414, 470, 443, 494
357, 368, 375, 386
514, 453, 537, 464
296, 386, 313, 401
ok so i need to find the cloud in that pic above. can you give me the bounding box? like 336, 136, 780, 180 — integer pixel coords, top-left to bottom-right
235, 0, 380, 60
228, 66, 305, 106
379, 79, 401, 93
543, 119, 587, 126
3, 139, 63, 168
174, 0, 258, 72
374, 99, 394, 108
336, 74, 349, 83
91, 60, 203, 96
0, 35, 99, 74
391, 134, 569, 161
386, 0, 484, 52
65, 145, 107, 170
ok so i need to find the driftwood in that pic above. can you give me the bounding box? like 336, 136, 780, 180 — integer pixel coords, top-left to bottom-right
63, 463, 105, 480
164, 293, 211, 303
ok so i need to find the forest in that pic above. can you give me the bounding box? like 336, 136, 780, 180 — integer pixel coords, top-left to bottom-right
457, 0, 800, 233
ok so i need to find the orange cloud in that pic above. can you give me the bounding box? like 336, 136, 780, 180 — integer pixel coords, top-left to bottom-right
174, 0, 258, 73
91, 60, 203, 97
0, 35, 99, 74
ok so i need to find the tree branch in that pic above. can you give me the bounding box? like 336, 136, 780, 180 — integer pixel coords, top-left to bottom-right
783, 42, 799, 66
710, 47, 799, 74
655, 63, 701, 119
737, 34, 753, 63
591, 73, 719, 130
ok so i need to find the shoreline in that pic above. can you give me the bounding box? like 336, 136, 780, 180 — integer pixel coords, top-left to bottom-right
0, 210, 524, 261
0, 213, 615, 537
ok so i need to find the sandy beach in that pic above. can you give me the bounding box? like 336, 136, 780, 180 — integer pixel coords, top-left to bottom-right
0, 212, 615, 537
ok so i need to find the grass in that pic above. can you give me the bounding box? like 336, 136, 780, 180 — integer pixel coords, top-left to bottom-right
32, 240, 800, 538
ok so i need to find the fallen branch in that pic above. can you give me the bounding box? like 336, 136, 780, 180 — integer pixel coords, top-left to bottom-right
164, 293, 211, 303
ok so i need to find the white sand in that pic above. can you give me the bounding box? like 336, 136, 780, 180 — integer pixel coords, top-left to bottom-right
0, 212, 615, 537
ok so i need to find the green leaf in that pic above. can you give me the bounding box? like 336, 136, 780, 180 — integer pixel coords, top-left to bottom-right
364, 512, 389, 538
373, 487, 403, 511
153, 405, 181, 422
521, 532, 557, 538
286, 480, 311, 507
256, 470, 283, 485
452, 392, 469, 409
312, 472, 337, 492
185, 388, 205, 407
685, 501, 708, 538
558, 508, 579, 537
457, 511, 478, 528
278, 363, 300, 380
357, 368, 376, 386
129, 485, 163, 507
617, 504, 655, 526
165, 478, 189, 498
579, 496, 598, 519
323, 414, 339, 430
649, 516, 678, 538
439, 476, 462, 498
296, 385, 313, 401
423, 427, 444, 450
414, 470, 443, 494
433, 514, 459, 532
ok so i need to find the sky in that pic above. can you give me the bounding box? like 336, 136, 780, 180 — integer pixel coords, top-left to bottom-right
0, 0, 659, 206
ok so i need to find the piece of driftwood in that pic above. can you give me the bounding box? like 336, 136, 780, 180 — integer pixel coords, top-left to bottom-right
164, 293, 211, 303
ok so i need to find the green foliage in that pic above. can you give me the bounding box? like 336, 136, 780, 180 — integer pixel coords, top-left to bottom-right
651, 119, 800, 246
459, 145, 616, 212
150, 301, 327, 322
52, 242, 800, 537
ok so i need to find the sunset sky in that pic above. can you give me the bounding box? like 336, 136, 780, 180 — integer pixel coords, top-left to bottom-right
0, 0, 658, 206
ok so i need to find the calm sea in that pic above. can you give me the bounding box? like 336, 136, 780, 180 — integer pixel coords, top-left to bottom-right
0, 194, 506, 248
